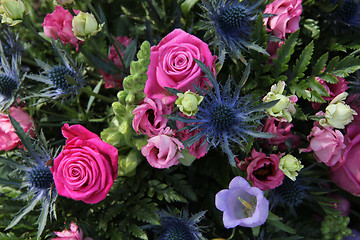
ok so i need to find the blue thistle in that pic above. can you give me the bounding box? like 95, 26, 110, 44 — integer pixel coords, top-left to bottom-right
271, 177, 308, 209
0, 27, 22, 62
152, 210, 206, 240
200, 0, 267, 64
2, 115, 57, 239
331, 0, 360, 31
27, 39, 85, 102
169, 60, 275, 166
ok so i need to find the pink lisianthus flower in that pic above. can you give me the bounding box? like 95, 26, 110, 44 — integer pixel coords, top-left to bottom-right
51, 124, 119, 204
245, 149, 284, 191
0, 106, 35, 151
176, 114, 208, 159
132, 97, 172, 138
98, 36, 132, 88
141, 127, 184, 169
330, 118, 360, 196
144, 28, 217, 104
215, 176, 269, 228
52, 222, 93, 240
264, 0, 303, 39
42, 6, 82, 51
303, 126, 346, 166
266, 41, 284, 61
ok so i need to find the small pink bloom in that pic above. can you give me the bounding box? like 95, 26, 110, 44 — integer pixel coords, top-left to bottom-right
99, 36, 132, 89
51, 124, 118, 204
329, 194, 351, 217
52, 222, 93, 240
330, 118, 360, 196
144, 29, 217, 104
0, 106, 35, 151
305, 126, 345, 166
42, 6, 82, 50
141, 127, 184, 168
262, 117, 293, 150
132, 98, 172, 137
176, 115, 208, 159
266, 41, 284, 61
245, 149, 284, 191
264, 0, 302, 39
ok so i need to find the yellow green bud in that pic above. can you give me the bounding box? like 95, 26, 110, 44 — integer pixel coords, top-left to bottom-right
72, 12, 103, 41
279, 154, 303, 181
175, 90, 203, 116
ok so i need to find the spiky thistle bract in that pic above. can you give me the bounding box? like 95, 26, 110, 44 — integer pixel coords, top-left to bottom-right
331, 0, 360, 31
27, 39, 85, 102
168, 59, 276, 166
199, 0, 268, 64
1, 115, 57, 239
151, 210, 206, 240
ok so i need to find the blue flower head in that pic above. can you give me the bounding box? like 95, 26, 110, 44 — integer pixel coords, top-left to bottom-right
27, 39, 85, 102
200, 0, 267, 64
170, 59, 275, 166
152, 210, 206, 240
331, 0, 360, 31
2, 116, 57, 239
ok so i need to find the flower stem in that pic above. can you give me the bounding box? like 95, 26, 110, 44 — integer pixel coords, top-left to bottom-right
81, 87, 114, 103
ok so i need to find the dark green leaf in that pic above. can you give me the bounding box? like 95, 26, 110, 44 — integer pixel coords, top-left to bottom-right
293, 41, 314, 80
123, 37, 138, 68
312, 52, 328, 76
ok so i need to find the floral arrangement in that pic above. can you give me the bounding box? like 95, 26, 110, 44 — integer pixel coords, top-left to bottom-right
2, 0, 360, 239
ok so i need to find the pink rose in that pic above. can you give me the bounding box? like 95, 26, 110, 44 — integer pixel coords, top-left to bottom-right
264, 0, 302, 39
305, 126, 345, 166
262, 116, 294, 150
141, 128, 184, 168
0, 106, 34, 151
144, 29, 217, 104
330, 119, 360, 196
52, 222, 93, 240
245, 149, 284, 191
176, 115, 208, 159
42, 6, 82, 50
99, 36, 132, 89
51, 124, 118, 204
132, 97, 172, 137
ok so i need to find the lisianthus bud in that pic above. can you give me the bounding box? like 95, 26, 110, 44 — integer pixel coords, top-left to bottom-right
54, 0, 74, 6
175, 90, 203, 116
72, 12, 103, 41
263, 81, 297, 122
320, 92, 357, 129
0, 0, 25, 26
279, 154, 303, 181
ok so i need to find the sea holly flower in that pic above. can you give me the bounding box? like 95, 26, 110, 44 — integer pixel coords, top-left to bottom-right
170, 60, 276, 166
263, 81, 297, 122
150, 210, 206, 240
27, 40, 85, 102
199, 0, 267, 64
0, 0, 25, 26
331, 0, 360, 31
72, 12, 103, 41
215, 176, 269, 228
319, 92, 357, 129
175, 90, 204, 116
2, 116, 57, 239
279, 154, 303, 181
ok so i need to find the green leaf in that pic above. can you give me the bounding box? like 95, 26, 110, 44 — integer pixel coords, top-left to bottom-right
164, 87, 182, 95
310, 90, 326, 103
319, 72, 338, 84
312, 52, 328, 75
308, 77, 329, 96
86, 79, 103, 113
272, 31, 299, 78
181, 0, 199, 14
123, 37, 138, 68
330, 55, 360, 77
325, 56, 339, 73
289, 80, 310, 100
293, 41, 314, 80
252, 13, 268, 48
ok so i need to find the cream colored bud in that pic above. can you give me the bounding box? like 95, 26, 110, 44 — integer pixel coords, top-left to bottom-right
279, 154, 303, 181
72, 12, 103, 41
175, 90, 203, 116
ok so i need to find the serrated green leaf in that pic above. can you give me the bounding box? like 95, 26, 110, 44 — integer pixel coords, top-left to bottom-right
272, 31, 299, 78
325, 56, 339, 73
308, 77, 329, 96
318, 72, 338, 83
330, 55, 360, 77
293, 41, 314, 80
252, 13, 268, 48
289, 81, 310, 100
312, 52, 328, 75
311, 90, 326, 103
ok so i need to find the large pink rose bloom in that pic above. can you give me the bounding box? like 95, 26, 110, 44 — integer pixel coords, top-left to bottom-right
132, 97, 172, 137
0, 106, 34, 151
52, 222, 93, 240
99, 36, 132, 89
144, 29, 217, 104
305, 126, 346, 166
51, 124, 118, 204
42, 6, 82, 50
141, 128, 184, 168
330, 119, 360, 196
264, 0, 302, 39
245, 149, 284, 191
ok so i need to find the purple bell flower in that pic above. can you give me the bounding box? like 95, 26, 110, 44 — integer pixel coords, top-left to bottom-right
215, 176, 269, 228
